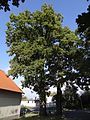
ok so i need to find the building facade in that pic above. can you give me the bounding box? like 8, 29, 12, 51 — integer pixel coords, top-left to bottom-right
0, 70, 22, 120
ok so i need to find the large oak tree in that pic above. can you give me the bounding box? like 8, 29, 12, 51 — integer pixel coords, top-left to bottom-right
6, 4, 79, 116
6, 4, 63, 116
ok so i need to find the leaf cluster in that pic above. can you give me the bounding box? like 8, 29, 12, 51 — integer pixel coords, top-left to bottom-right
0, 0, 25, 12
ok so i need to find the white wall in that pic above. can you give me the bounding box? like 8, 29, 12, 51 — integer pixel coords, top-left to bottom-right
47, 96, 52, 103
0, 105, 20, 119
21, 100, 36, 107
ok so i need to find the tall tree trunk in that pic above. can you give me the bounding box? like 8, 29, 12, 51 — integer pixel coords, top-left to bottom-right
56, 83, 62, 116
39, 89, 47, 116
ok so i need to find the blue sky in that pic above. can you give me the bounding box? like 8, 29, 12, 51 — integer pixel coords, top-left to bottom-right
0, 0, 89, 98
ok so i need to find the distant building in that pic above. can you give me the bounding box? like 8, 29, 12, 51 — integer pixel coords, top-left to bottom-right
21, 99, 36, 107
0, 70, 22, 120
21, 97, 39, 108
21, 96, 55, 108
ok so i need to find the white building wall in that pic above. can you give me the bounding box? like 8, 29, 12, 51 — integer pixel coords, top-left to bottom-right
21, 100, 36, 107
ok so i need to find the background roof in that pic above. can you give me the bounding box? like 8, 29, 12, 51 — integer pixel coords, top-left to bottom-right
0, 70, 22, 93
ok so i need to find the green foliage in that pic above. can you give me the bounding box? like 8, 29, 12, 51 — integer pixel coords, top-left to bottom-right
63, 85, 81, 109
76, 5, 90, 91
0, 0, 25, 12
47, 26, 79, 88
76, 5, 90, 44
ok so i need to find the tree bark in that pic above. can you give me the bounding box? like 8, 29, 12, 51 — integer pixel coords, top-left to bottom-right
39, 89, 47, 116
56, 83, 62, 116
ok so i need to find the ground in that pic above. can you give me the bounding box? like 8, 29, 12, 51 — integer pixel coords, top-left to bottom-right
16, 110, 90, 120
64, 110, 90, 120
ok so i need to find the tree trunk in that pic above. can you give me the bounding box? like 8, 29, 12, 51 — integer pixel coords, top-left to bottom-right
56, 83, 62, 116
39, 89, 47, 116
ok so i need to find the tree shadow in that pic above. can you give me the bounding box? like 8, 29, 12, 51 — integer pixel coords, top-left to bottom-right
64, 110, 90, 120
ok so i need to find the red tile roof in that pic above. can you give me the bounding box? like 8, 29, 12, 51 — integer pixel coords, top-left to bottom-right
0, 70, 22, 93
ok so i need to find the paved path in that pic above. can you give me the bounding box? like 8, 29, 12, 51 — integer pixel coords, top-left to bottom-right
64, 110, 90, 120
